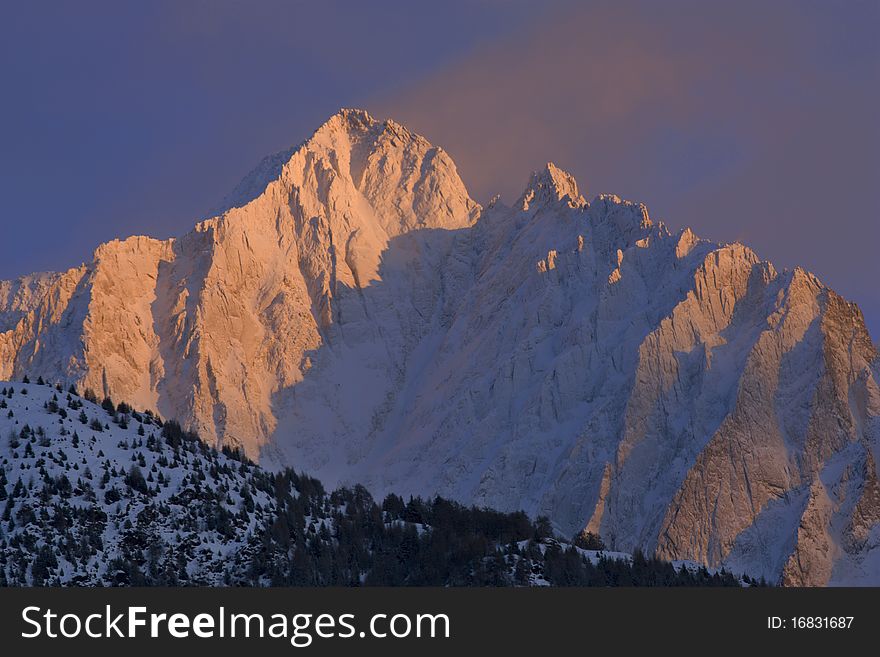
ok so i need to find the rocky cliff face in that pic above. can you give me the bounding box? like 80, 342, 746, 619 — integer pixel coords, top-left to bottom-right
1, 109, 877, 584
1, 110, 478, 456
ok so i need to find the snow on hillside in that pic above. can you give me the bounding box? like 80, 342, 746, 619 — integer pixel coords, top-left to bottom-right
0, 379, 746, 587
0, 379, 280, 585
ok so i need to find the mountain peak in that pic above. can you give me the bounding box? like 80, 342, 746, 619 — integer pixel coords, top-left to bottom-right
517, 162, 586, 211
314, 107, 379, 138
213, 109, 439, 216
337, 107, 374, 122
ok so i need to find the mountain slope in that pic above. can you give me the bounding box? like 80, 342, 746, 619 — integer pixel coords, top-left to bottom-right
0, 381, 743, 587
1, 110, 878, 584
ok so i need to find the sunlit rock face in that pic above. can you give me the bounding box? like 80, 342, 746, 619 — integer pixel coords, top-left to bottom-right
1, 110, 878, 584
0, 109, 479, 457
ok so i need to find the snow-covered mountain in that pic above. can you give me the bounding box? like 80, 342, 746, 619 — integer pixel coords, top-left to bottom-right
1, 109, 878, 585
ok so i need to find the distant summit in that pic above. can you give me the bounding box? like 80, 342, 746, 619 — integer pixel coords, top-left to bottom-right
517, 162, 586, 211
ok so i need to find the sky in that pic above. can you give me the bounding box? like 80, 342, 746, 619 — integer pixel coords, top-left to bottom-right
1, 0, 878, 334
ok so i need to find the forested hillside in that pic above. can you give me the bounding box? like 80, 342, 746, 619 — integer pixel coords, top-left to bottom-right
0, 379, 749, 587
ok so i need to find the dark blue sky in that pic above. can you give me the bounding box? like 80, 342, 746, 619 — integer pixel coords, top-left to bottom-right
1, 1, 878, 335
